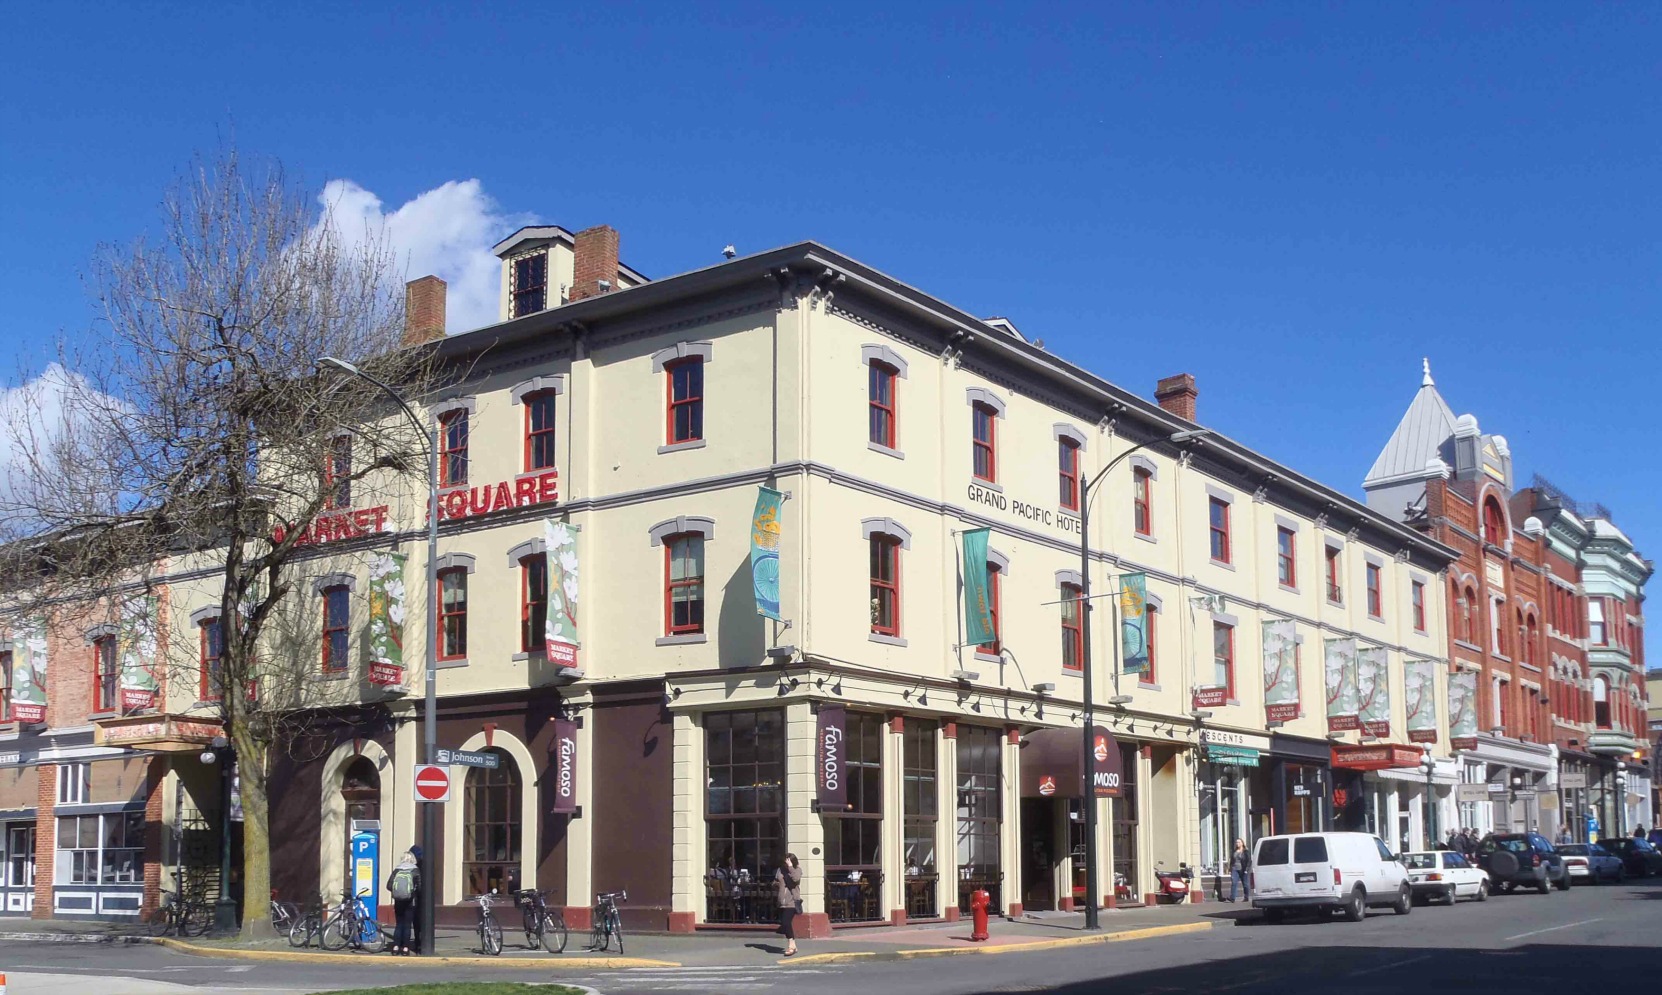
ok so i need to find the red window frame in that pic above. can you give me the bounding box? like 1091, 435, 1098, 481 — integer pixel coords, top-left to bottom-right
870, 535, 902, 637
521, 553, 548, 652
199, 616, 224, 702
1060, 582, 1083, 671
1463, 586, 1478, 643
1058, 440, 1080, 512
979, 565, 1002, 655
524, 389, 558, 471
1276, 527, 1296, 587
0, 650, 10, 721
1411, 581, 1426, 633
92, 635, 117, 712
439, 409, 469, 487
438, 568, 468, 661
1212, 621, 1235, 700
971, 403, 997, 483
665, 534, 706, 635
1142, 605, 1159, 684
1325, 546, 1342, 603
323, 436, 352, 510
1208, 498, 1231, 564
321, 585, 350, 674
1132, 468, 1152, 536
512, 252, 547, 317
666, 358, 705, 445
1483, 499, 1506, 545
1365, 563, 1382, 618
1497, 679, 1510, 729
868, 362, 897, 449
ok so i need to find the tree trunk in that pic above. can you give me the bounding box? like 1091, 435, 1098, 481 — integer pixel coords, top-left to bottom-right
235, 732, 272, 940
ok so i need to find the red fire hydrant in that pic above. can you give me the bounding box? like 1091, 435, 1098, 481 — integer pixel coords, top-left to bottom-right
969, 887, 991, 942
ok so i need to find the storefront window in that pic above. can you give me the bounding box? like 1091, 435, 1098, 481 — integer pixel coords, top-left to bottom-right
55, 811, 143, 885
956, 726, 1002, 913
902, 720, 939, 919
1284, 764, 1324, 835
463, 749, 521, 897
1109, 742, 1140, 904
1198, 764, 1247, 877
705, 709, 785, 924
825, 712, 883, 923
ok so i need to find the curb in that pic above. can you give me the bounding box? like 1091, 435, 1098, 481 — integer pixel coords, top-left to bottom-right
786, 920, 1214, 966
143, 935, 680, 969
0, 931, 121, 944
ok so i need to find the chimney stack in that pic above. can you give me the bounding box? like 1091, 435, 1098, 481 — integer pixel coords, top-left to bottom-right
570, 225, 620, 302
1154, 373, 1198, 422
403, 275, 447, 346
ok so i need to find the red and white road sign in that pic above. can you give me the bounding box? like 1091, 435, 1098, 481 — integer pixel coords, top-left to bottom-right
413, 764, 451, 803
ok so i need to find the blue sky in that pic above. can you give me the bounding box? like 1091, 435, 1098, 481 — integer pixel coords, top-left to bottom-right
2, 3, 1658, 636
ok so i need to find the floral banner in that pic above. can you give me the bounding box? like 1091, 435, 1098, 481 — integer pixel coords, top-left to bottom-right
1323, 637, 1359, 731
1448, 669, 1478, 750
1405, 659, 1438, 743
1262, 619, 1299, 722
118, 594, 160, 710
1119, 573, 1149, 675
1357, 646, 1391, 738
366, 553, 407, 686
749, 487, 784, 622
544, 520, 580, 669
10, 620, 48, 723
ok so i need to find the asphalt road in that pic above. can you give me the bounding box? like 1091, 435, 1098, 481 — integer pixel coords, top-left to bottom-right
0, 878, 1656, 994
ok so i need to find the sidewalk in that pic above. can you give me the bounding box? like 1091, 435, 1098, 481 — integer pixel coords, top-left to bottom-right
0, 901, 1237, 970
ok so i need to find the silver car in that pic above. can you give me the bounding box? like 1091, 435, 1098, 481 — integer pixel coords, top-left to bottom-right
1557, 843, 1624, 884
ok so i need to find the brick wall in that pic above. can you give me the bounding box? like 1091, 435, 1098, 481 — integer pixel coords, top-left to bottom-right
142, 758, 164, 914
33, 764, 53, 919
570, 225, 619, 302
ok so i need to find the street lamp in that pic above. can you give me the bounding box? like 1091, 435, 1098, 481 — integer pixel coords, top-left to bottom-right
1075, 426, 1208, 930
1418, 748, 1437, 848
317, 356, 440, 956
1615, 762, 1627, 838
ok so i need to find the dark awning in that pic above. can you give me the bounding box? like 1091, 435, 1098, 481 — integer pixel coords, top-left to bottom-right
1331, 744, 1422, 771
1020, 726, 1123, 798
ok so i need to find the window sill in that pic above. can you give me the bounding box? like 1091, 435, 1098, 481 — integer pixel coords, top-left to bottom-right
1326, 597, 1344, 608
0, 723, 18, 741
1060, 668, 1083, 678
435, 657, 469, 671
657, 633, 708, 647
971, 478, 1002, 493
867, 441, 905, 460
1367, 613, 1385, 623
1138, 681, 1161, 691
1209, 558, 1235, 572
658, 439, 707, 455
973, 651, 1002, 664
868, 632, 908, 648
1278, 583, 1299, 596
1134, 531, 1158, 545
511, 650, 548, 663
319, 670, 351, 681
88, 709, 118, 721
1454, 639, 1484, 653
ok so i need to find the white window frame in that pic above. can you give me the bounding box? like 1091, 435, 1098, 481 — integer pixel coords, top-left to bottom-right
56, 763, 89, 805
54, 811, 143, 886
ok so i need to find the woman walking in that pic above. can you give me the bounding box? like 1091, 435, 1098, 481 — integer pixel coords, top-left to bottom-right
1227, 838, 1252, 903
774, 853, 802, 958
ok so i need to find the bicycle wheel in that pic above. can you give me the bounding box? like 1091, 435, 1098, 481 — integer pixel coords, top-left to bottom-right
482, 919, 503, 956
358, 918, 387, 952
146, 906, 173, 937
588, 919, 607, 952
288, 916, 315, 948
320, 913, 352, 951
522, 910, 541, 950
608, 909, 624, 956
182, 902, 214, 938
271, 902, 295, 934
541, 911, 568, 954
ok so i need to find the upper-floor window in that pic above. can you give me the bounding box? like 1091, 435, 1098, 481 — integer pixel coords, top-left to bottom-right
0, 649, 10, 721
1057, 440, 1080, 512
1461, 585, 1478, 643
511, 252, 547, 317
57, 762, 89, 805
1411, 581, 1426, 633
1588, 599, 1606, 645
439, 409, 469, 487
1060, 583, 1083, 671
1495, 678, 1510, 729
665, 534, 705, 635
1143, 605, 1159, 684
92, 635, 117, 712
1326, 546, 1342, 603
1276, 528, 1296, 587
1212, 621, 1235, 699
323, 436, 352, 510
524, 390, 558, 471
199, 616, 224, 702
1483, 497, 1506, 546
666, 358, 704, 445
971, 403, 997, 482
1491, 596, 1507, 657
438, 568, 468, 661
979, 564, 1003, 655
1365, 563, 1382, 619
868, 362, 897, 449
870, 535, 902, 637
521, 553, 547, 653
1208, 498, 1230, 564
1524, 614, 1539, 665
321, 585, 350, 674
1132, 467, 1152, 536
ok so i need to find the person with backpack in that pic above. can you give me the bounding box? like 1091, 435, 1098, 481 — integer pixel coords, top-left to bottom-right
386, 848, 421, 956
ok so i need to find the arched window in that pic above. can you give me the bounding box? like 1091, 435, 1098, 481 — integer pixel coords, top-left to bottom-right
1593, 675, 1610, 729
1524, 614, 1539, 666
464, 749, 522, 897
1483, 497, 1506, 545
341, 756, 380, 891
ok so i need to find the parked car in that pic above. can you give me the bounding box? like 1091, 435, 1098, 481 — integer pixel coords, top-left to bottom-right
1251, 832, 1412, 923
1597, 837, 1662, 877
1475, 832, 1569, 894
1556, 843, 1624, 884
1401, 850, 1489, 904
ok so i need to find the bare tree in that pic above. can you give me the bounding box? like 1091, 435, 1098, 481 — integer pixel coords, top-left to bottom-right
0, 149, 440, 937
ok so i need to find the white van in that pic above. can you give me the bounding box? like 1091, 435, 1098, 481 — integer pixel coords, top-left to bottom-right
1251, 832, 1412, 922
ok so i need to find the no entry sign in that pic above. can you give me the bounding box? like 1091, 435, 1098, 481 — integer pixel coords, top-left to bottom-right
413, 764, 451, 803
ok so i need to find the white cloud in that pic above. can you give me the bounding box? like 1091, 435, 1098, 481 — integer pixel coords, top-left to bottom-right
318, 178, 534, 335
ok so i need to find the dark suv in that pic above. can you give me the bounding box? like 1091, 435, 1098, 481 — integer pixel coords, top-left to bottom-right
1597, 837, 1662, 878
1476, 833, 1569, 894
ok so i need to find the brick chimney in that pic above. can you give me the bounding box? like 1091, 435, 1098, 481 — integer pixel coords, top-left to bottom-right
1155, 373, 1198, 422
570, 225, 620, 302
403, 275, 446, 346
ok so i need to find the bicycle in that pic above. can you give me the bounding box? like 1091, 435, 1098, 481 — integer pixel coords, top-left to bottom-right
288, 895, 325, 948
513, 888, 568, 953
321, 889, 387, 952
473, 891, 504, 956
588, 889, 626, 954
269, 889, 300, 935
146, 888, 213, 937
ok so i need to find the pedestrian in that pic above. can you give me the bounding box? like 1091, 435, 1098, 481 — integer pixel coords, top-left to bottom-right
1445, 829, 1460, 852
1227, 838, 1251, 902
1636, 825, 1647, 839
387, 848, 420, 956
408, 844, 424, 954
775, 853, 802, 958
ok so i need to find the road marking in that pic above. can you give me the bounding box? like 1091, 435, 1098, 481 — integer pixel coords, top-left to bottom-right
1504, 917, 1604, 941
1348, 954, 1432, 977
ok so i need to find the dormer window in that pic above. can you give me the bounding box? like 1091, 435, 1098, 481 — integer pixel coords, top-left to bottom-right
512, 252, 547, 318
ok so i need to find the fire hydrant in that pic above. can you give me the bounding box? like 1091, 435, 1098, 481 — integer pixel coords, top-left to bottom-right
969, 887, 991, 942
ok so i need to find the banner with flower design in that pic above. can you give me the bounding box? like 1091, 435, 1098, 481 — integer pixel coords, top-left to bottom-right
545, 520, 580, 669
10, 620, 48, 723
118, 594, 160, 709
1262, 619, 1299, 722
1357, 646, 1391, 738
1405, 659, 1438, 743
366, 553, 407, 686
1324, 637, 1359, 731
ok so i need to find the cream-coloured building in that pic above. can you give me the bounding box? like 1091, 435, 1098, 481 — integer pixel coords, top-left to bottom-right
76, 225, 1461, 931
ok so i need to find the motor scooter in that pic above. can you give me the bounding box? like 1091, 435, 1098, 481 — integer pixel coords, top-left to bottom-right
1154, 861, 1192, 904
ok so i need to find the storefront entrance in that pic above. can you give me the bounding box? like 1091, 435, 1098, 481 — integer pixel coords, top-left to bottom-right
1, 823, 34, 915
1019, 798, 1058, 912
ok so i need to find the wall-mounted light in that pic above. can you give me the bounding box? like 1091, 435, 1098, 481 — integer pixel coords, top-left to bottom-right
951, 669, 979, 684
1033, 683, 1056, 695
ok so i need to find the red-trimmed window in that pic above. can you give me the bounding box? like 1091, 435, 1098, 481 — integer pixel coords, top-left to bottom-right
1365, 563, 1382, 618
321, 585, 350, 674
665, 535, 706, 635
439, 409, 469, 486
438, 568, 468, 661
1276, 527, 1296, 587
870, 535, 902, 637
1060, 583, 1083, 671
1058, 440, 1080, 512
1497, 679, 1510, 729
1133, 468, 1152, 536
971, 403, 997, 482
512, 252, 547, 317
0, 650, 11, 721
1143, 605, 1159, 684
1411, 581, 1426, 633
524, 390, 558, 471
1208, 498, 1230, 564
1326, 546, 1342, 603
667, 358, 704, 445
323, 436, 352, 510
979, 564, 1002, 655
1212, 621, 1235, 700
1483, 498, 1506, 546
521, 553, 548, 652
199, 616, 224, 702
93, 635, 117, 712
868, 362, 897, 449
1463, 586, 1478, 642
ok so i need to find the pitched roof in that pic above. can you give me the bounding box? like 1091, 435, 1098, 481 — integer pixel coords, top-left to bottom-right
1364, 359, 1457, 486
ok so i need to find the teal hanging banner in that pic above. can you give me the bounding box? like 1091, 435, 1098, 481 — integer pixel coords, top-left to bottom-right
1119, 573, 1149, 675
962, 528, 996, 647
749, 486, 784, 621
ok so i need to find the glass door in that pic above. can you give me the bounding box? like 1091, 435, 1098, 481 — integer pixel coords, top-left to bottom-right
7, 825, 34, 888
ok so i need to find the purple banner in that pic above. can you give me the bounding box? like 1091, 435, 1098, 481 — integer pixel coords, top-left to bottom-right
551, 718, 578, 815
816, 705, 847, 811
